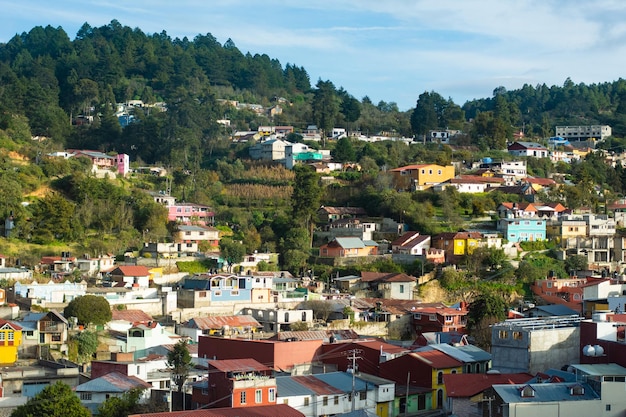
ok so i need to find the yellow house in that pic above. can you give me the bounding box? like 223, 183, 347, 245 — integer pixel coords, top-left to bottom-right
390, 164, 455, 191
432, 231, 482, 262
0, 320, 22, 364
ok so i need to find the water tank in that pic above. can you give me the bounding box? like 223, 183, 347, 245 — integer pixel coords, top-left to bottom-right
482, 157, 493, 164
582, 345, 596, 357
593, 345, 605, 356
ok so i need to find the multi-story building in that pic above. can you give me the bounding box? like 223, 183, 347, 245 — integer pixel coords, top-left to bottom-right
192, 358, 276, 409
491, 316, 583, 374
167, 203, 215, 226
412, 304, 469, 334
555, 125, 612, 142
431, 231, 482, 262
389, 164, 455, 191
497, 217, 546, 242
551, 214, 616, 268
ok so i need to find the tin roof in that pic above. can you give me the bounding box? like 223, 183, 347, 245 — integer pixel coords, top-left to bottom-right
209, 358, 272, 373
75, 371, 151, 393
111, 309, 154, 323
443, 373, 533, 397
493, 382, 599, 403
128, 404, 304, 417
186, 315, 261, 330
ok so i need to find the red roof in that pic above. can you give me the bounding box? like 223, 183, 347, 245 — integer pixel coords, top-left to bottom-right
525, 177, 557, 186
410, 350, 463, 369
389, 164, 429, 172
391, 231, 421, 247
129, 404, 304, 417
209, 358, 273, 373
443, 372, 533, 397
112, 265, 151, 277
360, 271, 416, 283
354, 340, 411, 355
0, 319, 21, 331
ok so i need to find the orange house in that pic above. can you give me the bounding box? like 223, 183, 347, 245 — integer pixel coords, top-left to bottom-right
319, 237, 378, 258
192, 358, 276, 409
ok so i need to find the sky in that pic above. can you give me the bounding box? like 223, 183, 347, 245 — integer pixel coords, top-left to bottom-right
2, 0, 626, 111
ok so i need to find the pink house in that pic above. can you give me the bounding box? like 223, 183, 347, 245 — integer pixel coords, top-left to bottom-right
168, 203, 215, 226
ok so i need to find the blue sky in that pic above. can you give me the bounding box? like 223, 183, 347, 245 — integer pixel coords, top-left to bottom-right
2, 0, 626, 110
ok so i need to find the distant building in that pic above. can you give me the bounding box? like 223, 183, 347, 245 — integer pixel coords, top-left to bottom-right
555, 125, 612, 142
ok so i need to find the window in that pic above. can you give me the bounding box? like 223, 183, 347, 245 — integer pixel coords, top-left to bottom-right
202, 388, 208, 395
51, 333, 61, 342
80, 393, 92, 401
429, 169, 433, 174
304, 397, 310, 406
323, 396, 328, 406
231, 290, 239, 296
334, 395, 339, 405
520, 386, 535, 397
240, 391, 247, 404
438, 170, 442, 174
214, 291, 221, 296
437, 371, 443, 385
0, 332, 4, 341
445, 315, 453, 323
302, 311, 307, 321
513, 331, 523, 340
199, 291, 207, 298
185, 231, 191, 236
414, 313, 422, 320
499, 330, 509, 339
360, 391, 367, 400
255, 389, 262, 403
268, 388, 276, 402
399, 285, 404, 294
429, 314, 436, 321
606, 404, 611, 411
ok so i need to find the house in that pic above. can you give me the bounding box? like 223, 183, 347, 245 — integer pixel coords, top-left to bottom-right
0, 319, 22, 364
497, 202, 538, 218
285, 143, 325, 169
389, 164, 455, 191
192, 358, 276, 409
126, 321, 181, 353
415, 343, 492, 374
497, 217, 546, 242
75, 255, 115, 277
167, 202, 215, 226
17, 310, 69, 358
443, 372, 532, 417
391, 232, 431, 256
275, 372, 394, 417
128, 404, 304, 417
240, 308, 313, 333
412, 304, 469, 335
431, 231, 482, 262
437, 175, 504, 193
490, 316, 583, 374
177, 273, 273, 308
13, 280, 87, 306
357, 271, 417, 300
109, 265, 151, 288
526, 304, 580, 318
198, 336, 324, 375
75, 371, 152, 414
478, 160, 527, 184
174, 225, 220, 248
178, 315, 262, 342
108, 309, 154, 333
507, 141, 549, 158
379, 350, 463, 409
319, 340, 410, 376
323, 218, 379, 242
531, 273, 586, 312
319, 237, 378, 258
524, 177, 557, 191
317, 206, 368, 223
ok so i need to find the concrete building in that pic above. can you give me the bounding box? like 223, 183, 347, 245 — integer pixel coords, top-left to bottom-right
555, 125, 612, 142
491, 316, 584, 374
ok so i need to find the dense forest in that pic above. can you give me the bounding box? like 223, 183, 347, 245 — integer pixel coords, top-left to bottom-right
3, 20, 626, 277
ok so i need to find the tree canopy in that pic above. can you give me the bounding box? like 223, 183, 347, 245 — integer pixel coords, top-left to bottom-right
11, 381, 91, 417
64, 294, 112, 326
167, 339, 193, 392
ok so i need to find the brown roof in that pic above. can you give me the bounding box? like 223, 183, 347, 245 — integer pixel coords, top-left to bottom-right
360, 272, 417, 283
452, 175, 505, 184
129, 404, 304, 417
443, 372, 533, 397
318, 206, 367, 216
391, 231, 421, 247
270, 330, 359, 341
209, 358, 273, 373
186, 315, 261, 330
111, 310, 153, 323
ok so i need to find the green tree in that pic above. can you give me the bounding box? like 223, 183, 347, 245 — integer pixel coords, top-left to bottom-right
74, 330, 98, 362
410, 91, 447, 138
291, 165, 322, 241
332, 137, 356, 163
219, 238, 246, 272
167, 340, 193, 392
11, 381, 91, 417
64, 295, 112, 326
312, 79, 340, 141
467, 293, 508, 349
565, 254, 588, 273
97, 387, 164, 417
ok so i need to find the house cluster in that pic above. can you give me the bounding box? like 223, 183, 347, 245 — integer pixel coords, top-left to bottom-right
47, 149, 130, 177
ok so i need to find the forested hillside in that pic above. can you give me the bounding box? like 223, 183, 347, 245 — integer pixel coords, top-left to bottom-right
3, 20, 626, 273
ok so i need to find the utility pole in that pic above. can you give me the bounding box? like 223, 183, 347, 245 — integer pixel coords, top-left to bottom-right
344, 349, 362, 412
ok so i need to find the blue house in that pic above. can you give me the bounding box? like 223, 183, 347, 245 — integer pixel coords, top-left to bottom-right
181, 273, 252, 303
497, 218, 546, 242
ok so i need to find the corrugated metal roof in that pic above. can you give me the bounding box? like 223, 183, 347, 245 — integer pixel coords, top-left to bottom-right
209, 358, 272, 373
111, 309, 154, 323
410, 350, 463, 369
292, 375, 344, 395
75, 371, 151, 393
443, 373, 533, 397
493, 382, 599, 403
276, 376, 316, 397
187, 315, 261, 330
